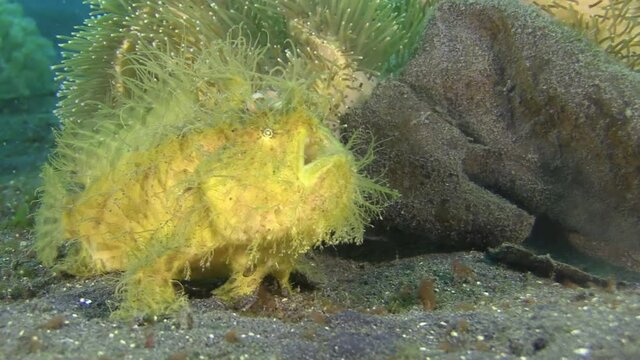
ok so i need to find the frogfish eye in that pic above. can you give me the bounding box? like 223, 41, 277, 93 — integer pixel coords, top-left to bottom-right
261, 128, 274, 138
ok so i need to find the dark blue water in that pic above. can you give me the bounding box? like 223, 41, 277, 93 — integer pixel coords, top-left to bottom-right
16, 0, 90, 54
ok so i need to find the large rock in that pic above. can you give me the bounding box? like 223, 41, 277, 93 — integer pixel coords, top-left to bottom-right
343, 0, 640, 269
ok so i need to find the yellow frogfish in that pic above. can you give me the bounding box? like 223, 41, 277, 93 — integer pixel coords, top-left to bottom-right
34, 0, 428, 317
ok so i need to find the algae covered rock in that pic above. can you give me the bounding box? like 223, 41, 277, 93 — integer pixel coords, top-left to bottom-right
344, 0, 640, 268
0, 0, 55, 99
34, 0, 427, 317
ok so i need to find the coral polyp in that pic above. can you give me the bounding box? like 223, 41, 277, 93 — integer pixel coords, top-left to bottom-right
35, 0, 427, 317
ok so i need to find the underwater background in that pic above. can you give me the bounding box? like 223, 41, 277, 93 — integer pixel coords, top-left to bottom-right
1, 0, 639, 359
1, 0, 89, 222
16, 0, 89, 55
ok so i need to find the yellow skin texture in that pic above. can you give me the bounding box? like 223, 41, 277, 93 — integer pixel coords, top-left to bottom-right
529, 0, 639, 70
61, 110, 363, 316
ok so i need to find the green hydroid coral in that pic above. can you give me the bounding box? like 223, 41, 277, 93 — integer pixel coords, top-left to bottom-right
530, 0, 639, 70
275, 0, 429, 74
35, 0, 426, 318
55, 0, 428, 129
